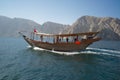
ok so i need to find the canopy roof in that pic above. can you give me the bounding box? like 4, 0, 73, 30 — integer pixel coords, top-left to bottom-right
35, 32, 99, 37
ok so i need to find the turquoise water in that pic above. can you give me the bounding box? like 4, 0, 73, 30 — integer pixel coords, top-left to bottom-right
0, 38, 120, 80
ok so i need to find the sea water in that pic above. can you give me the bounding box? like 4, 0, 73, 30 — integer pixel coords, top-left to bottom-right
0, 37, 120, 80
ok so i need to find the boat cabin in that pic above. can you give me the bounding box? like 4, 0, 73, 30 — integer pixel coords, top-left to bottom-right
30, 31, 99, 44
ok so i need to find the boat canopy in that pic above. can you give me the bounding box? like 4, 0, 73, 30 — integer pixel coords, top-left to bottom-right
35, 32, 99, 37
36, 32, 54, 36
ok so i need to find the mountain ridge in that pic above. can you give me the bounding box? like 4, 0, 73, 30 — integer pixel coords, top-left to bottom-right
0, 15, 120, 40
0, 16, 67, 37
62, 16, 120, 40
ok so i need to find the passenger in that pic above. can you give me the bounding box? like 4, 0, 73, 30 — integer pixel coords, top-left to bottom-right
59, 38, 61, 42
53, 38, 55, 43
74, 38, 77, 42
40, 35, 43, 41
66, 37, 69, 42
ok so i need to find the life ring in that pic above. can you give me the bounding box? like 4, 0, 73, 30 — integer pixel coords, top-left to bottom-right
75, 41, 81, 45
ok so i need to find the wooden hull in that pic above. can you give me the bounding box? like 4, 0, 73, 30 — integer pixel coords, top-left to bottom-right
23, 35, 101, 52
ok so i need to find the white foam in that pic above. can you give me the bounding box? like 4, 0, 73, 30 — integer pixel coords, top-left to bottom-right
33, 47, 45, 51
27, 45, 32, 48
86, 47, 120, 57
87, 47, 120, 54
26, 46, 79, 55
51, 50, 80, 55
27, 46, 120, 57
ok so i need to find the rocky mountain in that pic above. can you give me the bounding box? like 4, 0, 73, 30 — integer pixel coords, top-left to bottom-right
0, 16, 66, 37
0, 16, 40, 37
62, 16, 120, 40
39, 21, 68, 34
0, 15, 120, 40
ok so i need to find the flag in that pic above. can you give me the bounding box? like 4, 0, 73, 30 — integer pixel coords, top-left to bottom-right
34, 29, 37, 33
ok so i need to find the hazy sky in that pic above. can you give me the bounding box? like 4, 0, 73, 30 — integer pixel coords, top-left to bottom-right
0, 0, 120, 24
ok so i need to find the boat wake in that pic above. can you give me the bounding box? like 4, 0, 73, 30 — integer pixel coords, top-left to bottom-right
27, 46, 120, 57
82, 47, 120, 57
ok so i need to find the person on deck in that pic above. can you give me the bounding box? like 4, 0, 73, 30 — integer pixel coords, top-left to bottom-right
40, 35, 43, 42
66, 37, 69, 42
